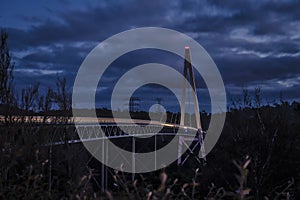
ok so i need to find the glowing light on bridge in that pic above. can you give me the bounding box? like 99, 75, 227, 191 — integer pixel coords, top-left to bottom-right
161, 123, 175, 127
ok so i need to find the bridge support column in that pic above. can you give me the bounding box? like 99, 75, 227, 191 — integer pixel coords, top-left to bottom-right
154, 134, 157, 171
101, 139, 106, 192
132, 137, 135, 181
105, 139, 108, 190
177, 136, 183, 165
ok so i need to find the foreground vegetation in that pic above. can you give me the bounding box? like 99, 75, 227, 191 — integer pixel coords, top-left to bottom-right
1, 101, 299, 199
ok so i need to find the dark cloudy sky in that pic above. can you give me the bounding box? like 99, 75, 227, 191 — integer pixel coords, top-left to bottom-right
1, 0, 300, 112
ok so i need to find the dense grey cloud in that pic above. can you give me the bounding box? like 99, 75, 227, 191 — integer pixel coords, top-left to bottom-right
1, 0, 300, 110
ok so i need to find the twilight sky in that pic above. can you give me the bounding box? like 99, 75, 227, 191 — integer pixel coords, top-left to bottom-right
1, 0, 300, 112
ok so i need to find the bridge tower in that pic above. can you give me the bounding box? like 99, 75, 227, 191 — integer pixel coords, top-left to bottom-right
180, 46, 201, 129
178, 46, 206, 165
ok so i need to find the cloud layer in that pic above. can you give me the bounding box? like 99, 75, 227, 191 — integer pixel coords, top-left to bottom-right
1, 0, 300, 111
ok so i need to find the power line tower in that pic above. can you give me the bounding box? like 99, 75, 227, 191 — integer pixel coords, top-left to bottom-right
155, 97, 163, 113
129, 97, 140, 113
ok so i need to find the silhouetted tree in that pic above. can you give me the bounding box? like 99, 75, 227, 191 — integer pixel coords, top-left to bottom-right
20, 83, 39, 122
0, 30, 16, 123
242, 87, 252, 108
38, 87, 54, 123
254, 86, 262, 108
54, 75, 71, 123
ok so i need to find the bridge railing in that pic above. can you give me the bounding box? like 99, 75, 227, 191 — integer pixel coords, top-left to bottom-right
42, 123, 198, 145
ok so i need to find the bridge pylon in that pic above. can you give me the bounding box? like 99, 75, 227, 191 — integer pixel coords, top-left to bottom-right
180, 46, 201, 129
178, 46, 206, 166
